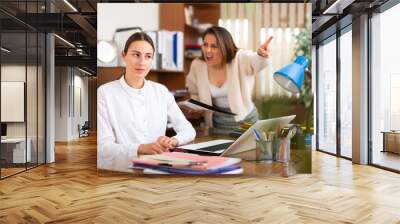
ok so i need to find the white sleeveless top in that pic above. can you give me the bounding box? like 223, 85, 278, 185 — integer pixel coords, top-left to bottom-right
209, 81, 229, 108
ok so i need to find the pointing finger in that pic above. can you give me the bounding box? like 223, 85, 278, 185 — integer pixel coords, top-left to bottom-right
261, 36, 274, 49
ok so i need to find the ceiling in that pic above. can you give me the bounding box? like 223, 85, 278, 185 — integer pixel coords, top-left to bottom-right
312, 0, 390, 44
5, 0, 390, 73
0, 0, 175, 74
0, 0, 99, 74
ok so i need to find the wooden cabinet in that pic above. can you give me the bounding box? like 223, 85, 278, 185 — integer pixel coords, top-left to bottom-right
97, 67, 186, 91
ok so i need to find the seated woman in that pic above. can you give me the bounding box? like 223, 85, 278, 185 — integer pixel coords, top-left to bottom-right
97, 32, 196, 172
185, 26, 273, 135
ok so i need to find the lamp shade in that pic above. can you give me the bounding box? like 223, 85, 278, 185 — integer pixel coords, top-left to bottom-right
273, 56, 309, 94
97, 40, 117, 63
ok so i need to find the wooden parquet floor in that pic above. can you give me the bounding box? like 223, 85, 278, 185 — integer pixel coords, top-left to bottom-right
1, 135, 400, 223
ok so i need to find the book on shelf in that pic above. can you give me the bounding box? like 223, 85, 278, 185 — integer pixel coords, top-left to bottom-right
184, 5, 193, 26
185, 44, 201, 49
148, 30, 184, 71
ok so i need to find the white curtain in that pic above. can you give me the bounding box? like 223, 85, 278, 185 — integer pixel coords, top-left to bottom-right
219, 3, 311, 99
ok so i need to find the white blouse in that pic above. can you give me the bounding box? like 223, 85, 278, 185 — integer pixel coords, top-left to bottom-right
209, 81, 229, 108
97, 76, 196, 172
186, 49, 269, 127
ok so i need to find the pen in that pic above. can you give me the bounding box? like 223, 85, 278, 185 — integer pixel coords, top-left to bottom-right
253, 129, 261, 141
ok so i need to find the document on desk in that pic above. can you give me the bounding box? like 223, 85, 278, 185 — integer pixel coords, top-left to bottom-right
131, 152, 242, 174
178, 99, 237, 116
142, 167, 243, 174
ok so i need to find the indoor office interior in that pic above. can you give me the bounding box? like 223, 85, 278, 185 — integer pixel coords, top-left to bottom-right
97, 2, 312, 173
0, 0, 97, 179
0, 2, 47, 178
313, 0, 400, 172
97, 2, 312, 140
0, 0, 400, 223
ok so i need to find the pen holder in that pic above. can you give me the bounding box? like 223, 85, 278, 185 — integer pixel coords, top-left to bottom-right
273, 138, 291, 163
255, 139, 273, 161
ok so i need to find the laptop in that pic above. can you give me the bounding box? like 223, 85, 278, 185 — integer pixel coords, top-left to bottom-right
172, 115, 296, 156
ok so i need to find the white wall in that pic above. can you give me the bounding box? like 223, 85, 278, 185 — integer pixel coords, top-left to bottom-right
55, 67, 69, 141
1, 65, 31, 138
97, 3, 159, 40
55, 67, 89, 141
71, 74, 89, 138
1, 64, 46, 164
97, 3, 159, 66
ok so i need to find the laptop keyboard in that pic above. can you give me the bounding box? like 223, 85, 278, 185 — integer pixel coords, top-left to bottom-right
196, 142, 234, 152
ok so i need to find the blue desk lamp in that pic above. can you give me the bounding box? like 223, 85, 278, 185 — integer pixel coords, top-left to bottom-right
273, 56, 309, 94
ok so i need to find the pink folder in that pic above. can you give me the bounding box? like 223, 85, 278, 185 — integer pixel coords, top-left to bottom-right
132, 152, 241, 171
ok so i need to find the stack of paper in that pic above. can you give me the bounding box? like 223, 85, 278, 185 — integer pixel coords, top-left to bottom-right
131, 152, 242, 174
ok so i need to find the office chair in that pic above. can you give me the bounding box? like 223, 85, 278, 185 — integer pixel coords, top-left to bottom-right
79, 121, 90, 138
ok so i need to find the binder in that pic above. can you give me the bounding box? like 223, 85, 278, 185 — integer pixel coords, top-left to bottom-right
147, 31, 158, 70
173, 31, 184, 71
157, 30, 183, 71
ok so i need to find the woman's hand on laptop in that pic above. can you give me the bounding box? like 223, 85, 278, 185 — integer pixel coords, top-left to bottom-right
138, 136, 179, 155
157, 136, 178, 149
167, 137, 179, 148
138, 142, 168, 155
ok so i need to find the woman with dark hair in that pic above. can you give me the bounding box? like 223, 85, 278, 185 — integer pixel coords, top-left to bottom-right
97, 32, 196, 172
185, 26, 273, 135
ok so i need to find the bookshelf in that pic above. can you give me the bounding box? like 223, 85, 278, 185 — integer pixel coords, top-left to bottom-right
159, 3, 220, 91
97, 3, 220, 92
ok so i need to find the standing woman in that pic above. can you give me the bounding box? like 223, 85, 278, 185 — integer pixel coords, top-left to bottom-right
185, 26, 273, 135
97, 32, 196, 172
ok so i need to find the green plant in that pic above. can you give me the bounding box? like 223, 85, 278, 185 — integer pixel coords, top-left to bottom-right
293, 20, 313, 134
257, 95, 307, 125
293, 23, 311, 65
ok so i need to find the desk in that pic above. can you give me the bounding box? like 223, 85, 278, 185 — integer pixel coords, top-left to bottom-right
1, 138, 31, 164
130, 135, 311, 177
201, 135, 310, 176
381, 131, 400, 154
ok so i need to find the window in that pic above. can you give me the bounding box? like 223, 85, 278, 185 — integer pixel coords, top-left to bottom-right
371, 3, 400, 171
339, 28, 352, 158
317, 37, 337, 154
0, 1, 47, 179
